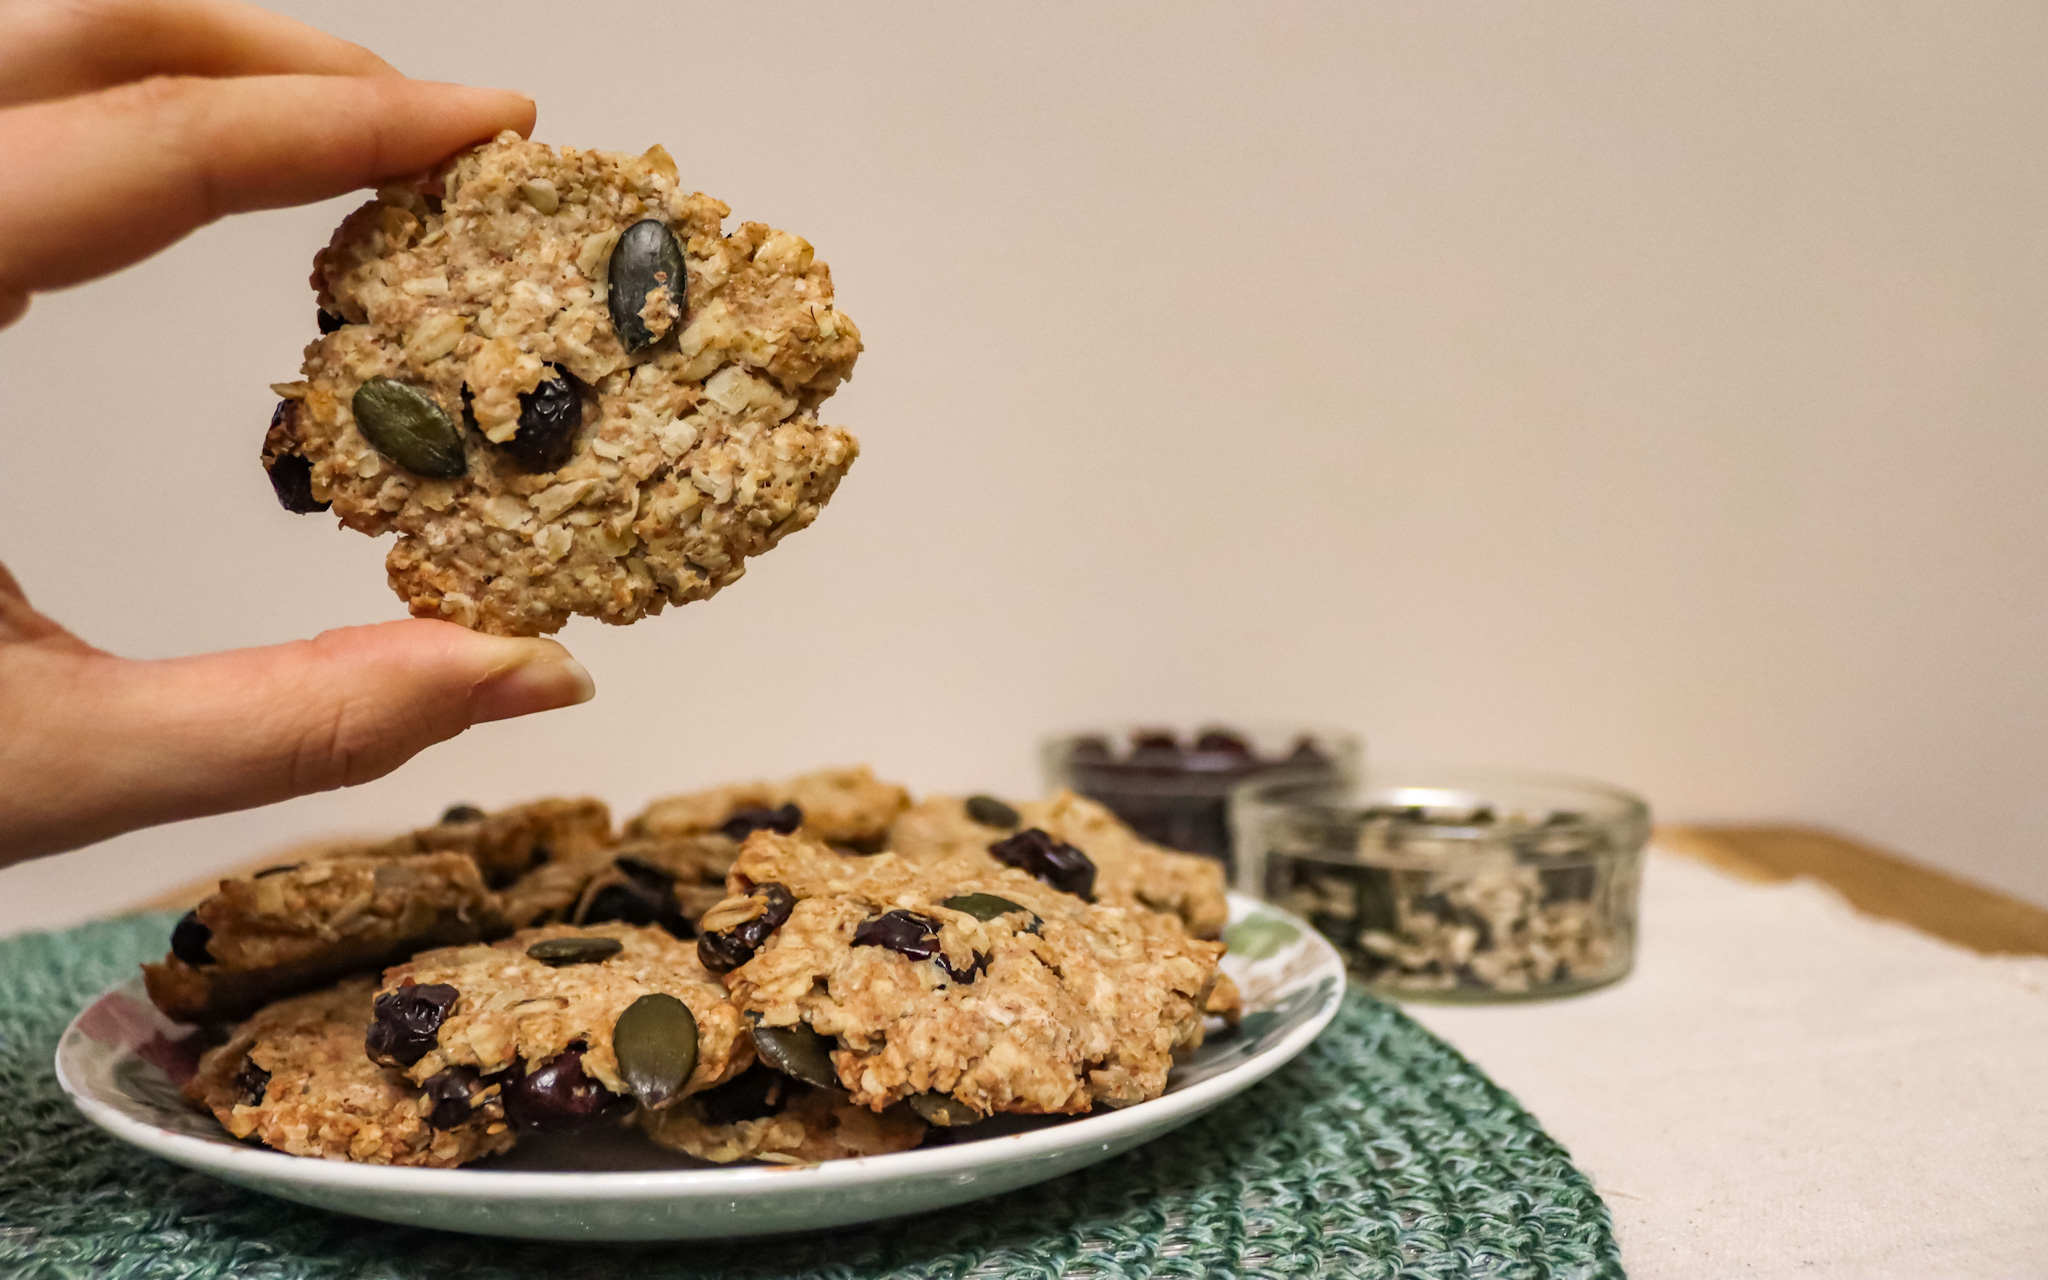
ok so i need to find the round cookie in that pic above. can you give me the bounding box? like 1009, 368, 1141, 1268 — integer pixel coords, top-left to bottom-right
185, 977, 516, 1168
266, 132, 862, 635
369, 924, 751, 1123
700, 834, 1225, 1120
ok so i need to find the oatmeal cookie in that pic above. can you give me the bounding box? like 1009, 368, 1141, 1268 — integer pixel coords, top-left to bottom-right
144, 850, 500, 1026
370, 924, 750, 1124
263, 132, 862, 636
142, 797, 611, 1025
888, 791, 1230, 939
628, 765, 910, 851
701, 834, 1224, 1120
186, 977, 516, 1167
636, 1065, 925, 1164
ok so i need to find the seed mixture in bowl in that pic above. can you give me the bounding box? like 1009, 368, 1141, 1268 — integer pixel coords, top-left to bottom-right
145, 768, 1241, 1169
264, 132, 862, 636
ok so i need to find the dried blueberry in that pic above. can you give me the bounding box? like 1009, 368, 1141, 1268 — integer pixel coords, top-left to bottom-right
697, 883, 795, 973
694, 1065, 789, 1125
364, 982, 459, 1067
1128, 730, 1183, 768
940, 952, 989, 984
612, 993, 698, 1107
352, 377, 466, 478
606, 219, 688, 353
170, 912, 213, 966
988, 828, 1097, 900
261, 399, 330, 515
581, 856, 689, 937
440, 804, 486, 825
493, 364, 584, 473
526, 935, 623, 967
503, 1047, 628, 1131
421, 1066, 485, 1130
316, 308, 347, 334
1192, 729, 1254, 758
1068, 735, 1114, 763
1285, 736, 1329, 767
233, 1058, 269, 1106
263, 451, 328, 514
748, 1018, 840, 1090
964, 795, 1020, 829
719, 804, 803, 841
853, 910, 943, 962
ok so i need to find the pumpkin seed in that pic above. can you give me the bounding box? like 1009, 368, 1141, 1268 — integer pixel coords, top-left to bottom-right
964, 795, 1019, 829
748, 1017, 840, 1090
907, 1092, 982, 1126
526, 935, 624, 967
613, 993, 698, 1107
605, 219, 687, 353
352, 377, 466, 478
938, 893, 1030, 923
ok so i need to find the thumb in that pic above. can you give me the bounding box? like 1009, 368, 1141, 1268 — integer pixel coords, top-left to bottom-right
0, 618, 593, 862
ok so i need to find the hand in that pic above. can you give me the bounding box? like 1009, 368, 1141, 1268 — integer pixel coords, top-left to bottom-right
0, 0, 591, 865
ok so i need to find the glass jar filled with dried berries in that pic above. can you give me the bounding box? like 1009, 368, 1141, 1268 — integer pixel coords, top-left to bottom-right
1232, 768, 1649, 1001
1041, 724, 1361, 873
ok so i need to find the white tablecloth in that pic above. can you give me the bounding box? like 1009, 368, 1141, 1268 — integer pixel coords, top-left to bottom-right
1407, 850, 2048, 1279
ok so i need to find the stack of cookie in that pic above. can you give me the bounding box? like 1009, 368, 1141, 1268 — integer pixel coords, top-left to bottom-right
148, 769, 1242, 1169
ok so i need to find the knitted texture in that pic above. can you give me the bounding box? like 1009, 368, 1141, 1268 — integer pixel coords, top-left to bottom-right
0, 914, 1622, 1279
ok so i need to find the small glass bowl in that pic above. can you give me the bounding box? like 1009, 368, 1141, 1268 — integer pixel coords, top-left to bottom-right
1041, 723, 1362, 873
1231, 767, 1650, 1002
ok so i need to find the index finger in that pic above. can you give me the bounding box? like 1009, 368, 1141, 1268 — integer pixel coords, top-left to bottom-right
0, 72, 536, 304
0, 0, 394, 108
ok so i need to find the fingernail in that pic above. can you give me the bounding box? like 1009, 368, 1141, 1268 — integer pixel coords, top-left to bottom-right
470, 641, 595, 724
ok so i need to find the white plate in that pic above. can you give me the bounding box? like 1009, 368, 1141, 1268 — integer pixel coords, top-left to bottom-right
56, 892, 1343, 1241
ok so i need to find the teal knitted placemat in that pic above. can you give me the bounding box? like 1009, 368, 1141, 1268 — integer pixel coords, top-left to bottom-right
0, 914, 1621, 1279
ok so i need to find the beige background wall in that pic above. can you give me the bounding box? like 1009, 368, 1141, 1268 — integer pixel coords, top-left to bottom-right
2, 1, 2044, 932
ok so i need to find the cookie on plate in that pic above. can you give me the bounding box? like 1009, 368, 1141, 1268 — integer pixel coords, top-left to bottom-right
265, 132, 862, 636
142, 798, 611, 1025
369, 924, 750, 1127
697, 833, 1224, 1122
636, 1064, 925, 1164
628, 765, 910, 852
888, 790, 1231, 940
185, 977, 516, 1167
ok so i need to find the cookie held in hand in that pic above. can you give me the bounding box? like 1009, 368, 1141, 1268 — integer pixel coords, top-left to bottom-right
266, 132, 862, 636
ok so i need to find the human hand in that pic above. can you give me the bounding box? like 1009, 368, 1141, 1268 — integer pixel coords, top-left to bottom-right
0, 0, 592, 864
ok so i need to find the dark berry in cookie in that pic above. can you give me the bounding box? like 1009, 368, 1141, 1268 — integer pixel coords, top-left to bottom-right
232, 1058, 270, 1106
493, 364, 584, 473
988, 828, 1097, 900
504, 1046, 628, 1131
170, 912, 214, 966
852, 910, 944, 962
697, 883, 795, 973
365, 982, 459, 1067
693, 1064, 789, 1125
421, 1065, 488, 1130
719, 804, 803, 841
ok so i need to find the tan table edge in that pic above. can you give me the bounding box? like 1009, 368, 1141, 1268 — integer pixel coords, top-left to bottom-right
1658, 825, 2048, 958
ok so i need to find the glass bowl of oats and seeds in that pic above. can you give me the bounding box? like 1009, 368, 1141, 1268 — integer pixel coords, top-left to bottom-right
1231, 768, 1649, 1001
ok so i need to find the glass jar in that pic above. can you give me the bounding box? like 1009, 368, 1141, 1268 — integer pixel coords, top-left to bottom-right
1231, 767, 1649, 1001
1041, 723, 1361, 873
